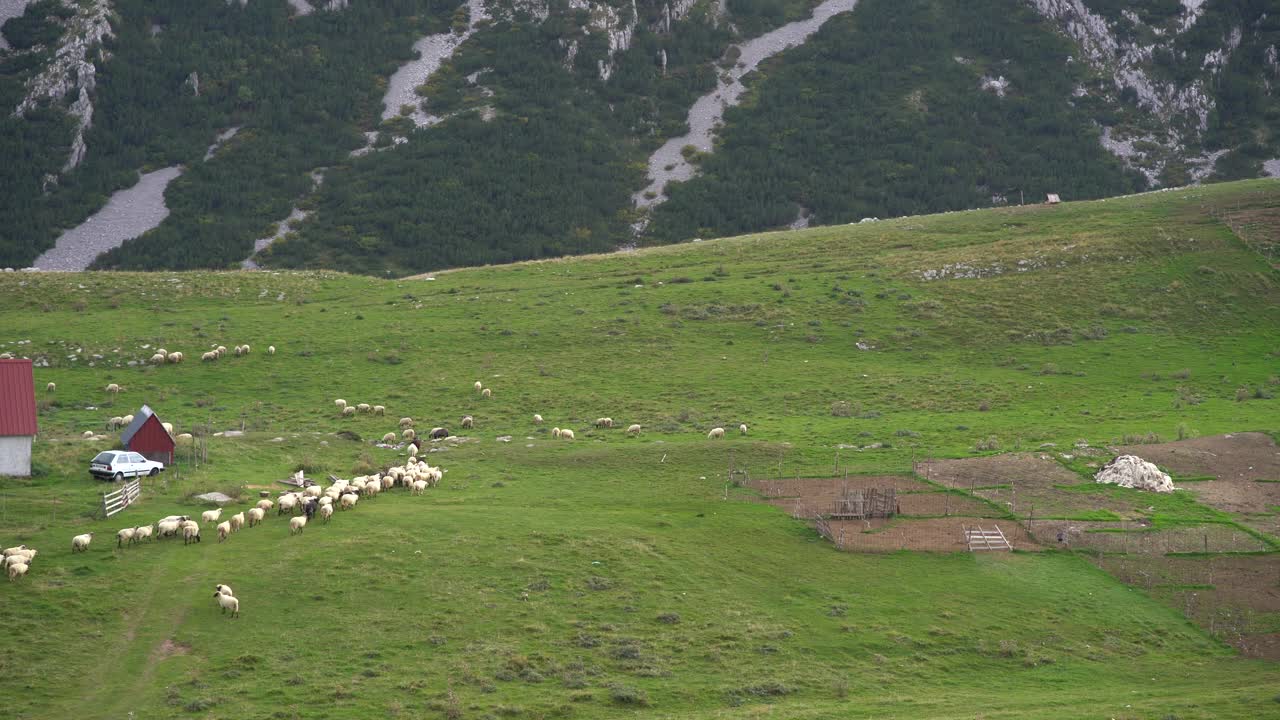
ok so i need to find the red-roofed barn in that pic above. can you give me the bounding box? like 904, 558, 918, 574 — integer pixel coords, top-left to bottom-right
0, 359, 38, 477
120, 405, 175, 465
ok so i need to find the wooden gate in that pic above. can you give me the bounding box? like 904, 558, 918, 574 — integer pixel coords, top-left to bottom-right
829, 488, 896, 520
102, 479, 141, 518
964, 524, 1012, 551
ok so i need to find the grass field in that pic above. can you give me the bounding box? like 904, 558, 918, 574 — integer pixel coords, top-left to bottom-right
1, 180, 1278, 718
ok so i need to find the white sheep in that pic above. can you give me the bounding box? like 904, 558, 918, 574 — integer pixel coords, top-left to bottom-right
339, 493, 358, 510
268, 345, 276, 355
157, 520, 181, 538
357, 403, 371, 413
289, 516, 307, 535
342, 406, 356, 417
474, 381, 483, 391
481, 388, 492, 398
201, 509, 222, 525
72, 533, 94, 552
708, 427, 725, 439
247, 507, 265, 527
162, 422, 174, 434
234, 345, 244, 356
627, 424, 642, 435
176, 433, 193, 441
5, 549, 36, 566
740, 424, 748, 435
46, 382, 55, 392
201, 351, 217, 362
533, 413, 543, 424
156, 348, 168, 357
256, 498, 273, 512
107, 416, 124, 429
229, 512, 245, 531
7, 562, 28, 582
402, 428, 416, 441
183, 522, 201, 544
216, 521, 232, 542
122, 414, 134, 426
116, 528, 135, 548
408, 444, 418, 457
167, 351, 183, 363
551, 427, 561, 438
595, 417, 613, 428
215, 591, 239, 617
133, 525, 153, 542
241, 344, 251, 354
319, 504, 334, 522
411, 479, 428, 495
215, 584, 234, 597
2, 545, 29, 557
82, 430, 95, 439
304, 485, 322, 498
215, 345, 227, 357
150, 353, 166, 365
561, 428, 575, 440
399, 417, 414, 428
381, 432, 396, 444
105, 383, 120, 394
278, 494, 298, 515
372, 405, 385, 416
335, 399, 347, 409
461, 415, 474, 429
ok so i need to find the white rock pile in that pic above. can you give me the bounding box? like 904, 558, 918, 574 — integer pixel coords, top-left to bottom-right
1094, 455, 1174, 493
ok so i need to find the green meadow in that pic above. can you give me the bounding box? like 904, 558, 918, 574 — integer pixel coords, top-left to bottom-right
0, 179, 1277, 718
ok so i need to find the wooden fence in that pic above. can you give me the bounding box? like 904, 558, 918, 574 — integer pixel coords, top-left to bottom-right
102, 479, 141, 518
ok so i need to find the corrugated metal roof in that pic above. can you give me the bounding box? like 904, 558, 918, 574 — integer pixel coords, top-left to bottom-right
120, 404, 155, 446
0, 359, 38, 436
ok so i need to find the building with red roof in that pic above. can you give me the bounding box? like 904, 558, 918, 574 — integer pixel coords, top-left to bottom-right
0, 359, 38, 476
120, 404, 175, 465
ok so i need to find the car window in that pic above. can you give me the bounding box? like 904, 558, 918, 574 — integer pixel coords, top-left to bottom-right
92, 452, 115, 464
130, 453, 146, 464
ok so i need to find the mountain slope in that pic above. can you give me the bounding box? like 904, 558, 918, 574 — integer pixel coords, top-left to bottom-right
0, 0, 1277, 273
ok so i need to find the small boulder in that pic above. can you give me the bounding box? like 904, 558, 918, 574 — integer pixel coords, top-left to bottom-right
195, 492, 234, 505
1094, 455, 1174, 493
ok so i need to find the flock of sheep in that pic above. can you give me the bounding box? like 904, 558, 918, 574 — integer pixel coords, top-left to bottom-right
5, 456, 447, 620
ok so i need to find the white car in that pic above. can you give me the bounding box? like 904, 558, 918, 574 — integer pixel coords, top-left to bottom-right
89, 450, 165, 482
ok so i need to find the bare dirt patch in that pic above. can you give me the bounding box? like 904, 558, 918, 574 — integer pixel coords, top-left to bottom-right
917, 453, 1082, 491
151, 638, 191, 661
1114, 432, 1280, 483
750, 476, 998, 518
826, 517, 1038, 553
1029, 520, 1268, 554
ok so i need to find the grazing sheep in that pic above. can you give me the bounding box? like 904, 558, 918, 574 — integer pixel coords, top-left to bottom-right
241, 344, 251, 354
72, 533, 94, 552
289, 516, 307, 535
234, 345, 244, 356
201, 351, 217, 362
2, 545, 28, 557
156, 348, 168, 357
430, 427, 450, 440
216, 521, 232, 542
167, 352, 182, 363
122, 414, 134, 426
278, 494, 298, 516
474, 381, 483, 391
560, 429, 575, 440
215, 345, 227, 357
215, 592, 239, 617
162, 422, 174, 434
5, 549, 36, 566
133, 525, 153, 542
341, 406, 356, 417
116, 528, 135, 548
411, 479, 428, 495
176, 433, 193, 441
106, 416, 123, 430
461, 415, 474, 429
319, 504, 334, 522
402, 428, 416, 441
150, 353, 166, 365
256, 498, 273, 512
357, 403, 371, 413
533, 413, 543, 424
82, 430, 95, 439
381, 432, 396, 444
303, 485, 322, 498
595, 417, 614, 428
707, 427, 725, 439
339, 493, 358, 510
398, 417, 414, 428
201, 509, 222, 525
268, 345, 276, 355
105, 383, 120, 394
215, 584, 234, 597
229, 512, 245, 532
157, 520, 182, 538
247, 507, 265, 527
552, 427, 561, 438
481, 388, 492, 398
627, 424, 642, 435
335, 399, 347, 410
183, 522, 201, 544
740, 424, 748, 435
372, 405, 385, 416
8, 562, 28, 582
46, 382, 55, 392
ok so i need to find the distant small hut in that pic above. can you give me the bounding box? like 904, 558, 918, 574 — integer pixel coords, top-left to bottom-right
1045, 193, 1061, 204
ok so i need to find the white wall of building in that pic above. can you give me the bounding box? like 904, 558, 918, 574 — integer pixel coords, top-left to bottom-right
0, 435, 33, 476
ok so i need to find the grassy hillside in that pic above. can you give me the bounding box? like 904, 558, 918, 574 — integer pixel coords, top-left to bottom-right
0, 180, 1278, 718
